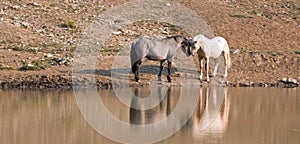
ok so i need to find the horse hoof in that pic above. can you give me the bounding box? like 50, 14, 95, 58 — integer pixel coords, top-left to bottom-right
158, 77, 162, 82
167, 77, 172, 83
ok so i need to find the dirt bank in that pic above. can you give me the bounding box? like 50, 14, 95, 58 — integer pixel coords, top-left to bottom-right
0, 0, 299, 89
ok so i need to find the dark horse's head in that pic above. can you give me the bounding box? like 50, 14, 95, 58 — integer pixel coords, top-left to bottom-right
169, 35, 192, 56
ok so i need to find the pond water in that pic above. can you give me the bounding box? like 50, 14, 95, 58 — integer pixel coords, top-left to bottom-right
0, 87, 299, 144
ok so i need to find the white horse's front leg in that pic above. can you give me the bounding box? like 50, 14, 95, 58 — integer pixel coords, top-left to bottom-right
199, 58, 204, 81
223, 66, 228, 78
206, 58, 210, 82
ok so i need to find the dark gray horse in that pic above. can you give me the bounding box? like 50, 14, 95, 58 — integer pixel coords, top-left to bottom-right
130, 35, 192, 82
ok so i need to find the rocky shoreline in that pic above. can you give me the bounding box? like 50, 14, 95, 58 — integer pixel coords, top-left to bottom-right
0, 75, 298, 89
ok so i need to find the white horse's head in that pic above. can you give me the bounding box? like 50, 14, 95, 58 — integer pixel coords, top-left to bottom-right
190, 34, 207, 56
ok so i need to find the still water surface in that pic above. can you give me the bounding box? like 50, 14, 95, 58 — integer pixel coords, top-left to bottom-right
0, 87, 299, 144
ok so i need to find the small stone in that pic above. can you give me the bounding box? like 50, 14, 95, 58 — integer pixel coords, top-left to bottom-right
230, 49, 239, 54
287, 78, 297, 84
31, 3, 41, 7
27, 63, 34, 67
48, 33, 54, 37
112, 31, 122, 35
12, 6, 20, 10
166, 3, 172, 7
12, 16, 19, 20
161, 30, 169, 34
21, 22, 30, 28
44, 53, 53, 58
282, 77, 298, 84
57, 58, 67, 65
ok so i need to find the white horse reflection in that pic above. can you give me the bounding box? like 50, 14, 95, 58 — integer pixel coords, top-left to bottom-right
191, 86, 230, 133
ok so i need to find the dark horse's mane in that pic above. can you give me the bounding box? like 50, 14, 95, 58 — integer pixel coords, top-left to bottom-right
163, 35, 189, 42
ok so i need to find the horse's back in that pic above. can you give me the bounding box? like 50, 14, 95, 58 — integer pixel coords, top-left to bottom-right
214, 37, 227, 48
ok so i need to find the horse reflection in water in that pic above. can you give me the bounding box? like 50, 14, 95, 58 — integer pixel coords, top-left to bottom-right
191, 86, 230, 133
129, 86, 230, 133
129, 86, 173, 125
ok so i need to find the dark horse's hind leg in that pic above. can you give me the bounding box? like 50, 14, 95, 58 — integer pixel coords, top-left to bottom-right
132, 59, 142, 82
166, 61, 172, 83
157, 60, 166, 81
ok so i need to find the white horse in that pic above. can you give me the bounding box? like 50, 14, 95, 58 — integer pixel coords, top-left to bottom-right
191, 34, 232, 82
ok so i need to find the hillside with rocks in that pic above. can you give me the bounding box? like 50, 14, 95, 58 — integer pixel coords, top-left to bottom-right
0, 0, 299, 88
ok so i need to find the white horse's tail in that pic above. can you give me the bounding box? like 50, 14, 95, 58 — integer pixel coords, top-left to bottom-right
223, 42, 232, 68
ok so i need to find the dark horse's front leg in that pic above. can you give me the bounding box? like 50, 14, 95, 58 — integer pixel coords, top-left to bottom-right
166, 61, 172, 83
157, 60, 166, 81
132, 59, 142, 82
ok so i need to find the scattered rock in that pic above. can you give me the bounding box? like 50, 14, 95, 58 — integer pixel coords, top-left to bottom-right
12, 6, 20, 10
112, 31, 122, 35
21, 22, 30, 28
47, 33, 55, 37
29, 2, 41, 7
281, 77, 298, 84
230, 49, 239, 54
44, 53, 53, 58
27, 63, 34, 67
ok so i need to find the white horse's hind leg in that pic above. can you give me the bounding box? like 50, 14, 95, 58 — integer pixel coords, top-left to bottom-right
206, 58, 210, 82
199, 73, 203, 81
211, 58, 218, 77
223, 54, 228, 78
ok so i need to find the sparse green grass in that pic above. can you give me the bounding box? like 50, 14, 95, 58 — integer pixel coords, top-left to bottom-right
19, 60, 45, 71
230, 14, 253, 18
88, 16, 95, 22
240, 49, 247, 53
132, 34, 141, 38
0, 64, 14, 70
26, 48, 38, 54
271, 51, 284, 56
69, 46, 76, 52
9, 45, 23, 51
168, 24, 182, 32
101, 46, 121, 53
62, 19, 76, 28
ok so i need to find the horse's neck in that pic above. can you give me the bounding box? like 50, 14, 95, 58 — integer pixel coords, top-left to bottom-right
162, 39, 179, 49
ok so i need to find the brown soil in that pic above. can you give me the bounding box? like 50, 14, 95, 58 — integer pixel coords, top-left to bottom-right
0, 0, 299, 89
